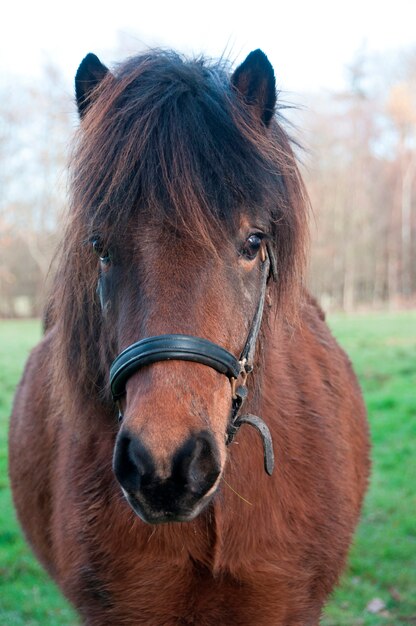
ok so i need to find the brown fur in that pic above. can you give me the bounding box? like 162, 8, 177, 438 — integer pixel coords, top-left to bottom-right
9, 50, 369, 625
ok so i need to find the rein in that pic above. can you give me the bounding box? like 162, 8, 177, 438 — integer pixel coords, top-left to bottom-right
109, 249, 275, 475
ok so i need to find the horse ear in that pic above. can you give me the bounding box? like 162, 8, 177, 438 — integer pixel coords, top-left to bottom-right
75, 53, 109, 119
231, 49, 276, 126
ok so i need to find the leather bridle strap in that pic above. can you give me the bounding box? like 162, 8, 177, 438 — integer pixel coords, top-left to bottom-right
110, 335, 242, 400
109, 251, 275, 475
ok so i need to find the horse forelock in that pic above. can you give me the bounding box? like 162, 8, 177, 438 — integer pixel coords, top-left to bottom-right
48, 50, 309, 411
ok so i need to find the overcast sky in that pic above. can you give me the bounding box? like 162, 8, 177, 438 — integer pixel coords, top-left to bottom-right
1, 0, 416, 94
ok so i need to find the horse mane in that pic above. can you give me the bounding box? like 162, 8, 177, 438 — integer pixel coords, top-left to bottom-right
47, 50, 309, 410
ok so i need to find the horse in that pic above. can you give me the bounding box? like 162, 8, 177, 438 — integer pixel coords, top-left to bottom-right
9, 48, 370, 625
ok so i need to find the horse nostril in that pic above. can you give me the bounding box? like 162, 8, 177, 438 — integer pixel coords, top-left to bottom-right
113, 429, 221, 520
113, 430, 154, 494
172, 432, 221, 497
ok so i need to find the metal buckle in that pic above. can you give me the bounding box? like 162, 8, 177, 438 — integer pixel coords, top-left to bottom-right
230, 358, 250, 399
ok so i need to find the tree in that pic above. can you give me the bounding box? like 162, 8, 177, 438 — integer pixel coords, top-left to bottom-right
0, 63, 73, 316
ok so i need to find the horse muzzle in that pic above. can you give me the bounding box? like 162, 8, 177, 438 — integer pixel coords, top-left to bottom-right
113, 428, 221, 524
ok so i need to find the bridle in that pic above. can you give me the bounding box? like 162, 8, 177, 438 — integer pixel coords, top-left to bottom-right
109, 246, 276, 475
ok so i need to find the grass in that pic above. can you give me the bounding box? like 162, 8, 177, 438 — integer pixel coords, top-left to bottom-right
322, 312, 416, 626
0, 321, 79, 626
0, 313, 415, 625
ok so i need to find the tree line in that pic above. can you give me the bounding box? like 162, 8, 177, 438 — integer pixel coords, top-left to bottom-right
304, 49, 416, 310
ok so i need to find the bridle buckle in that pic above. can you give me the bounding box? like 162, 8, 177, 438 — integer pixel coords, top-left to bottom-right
230, 358, 250, 400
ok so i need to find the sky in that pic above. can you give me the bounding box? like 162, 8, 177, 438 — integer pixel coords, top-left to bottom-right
1, 0, 416, 95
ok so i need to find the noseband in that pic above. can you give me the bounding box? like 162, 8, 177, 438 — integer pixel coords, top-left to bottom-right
109, 249, 275, 475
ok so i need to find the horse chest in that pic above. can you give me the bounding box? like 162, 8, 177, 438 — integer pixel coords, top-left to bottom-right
70, 552, 317, 625
59, 492, 318, 625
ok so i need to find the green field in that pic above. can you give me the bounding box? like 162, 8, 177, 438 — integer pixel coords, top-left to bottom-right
0, 313, 415, 625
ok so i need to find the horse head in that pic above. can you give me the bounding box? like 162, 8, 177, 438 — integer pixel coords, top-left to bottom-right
60, 49, 307, 524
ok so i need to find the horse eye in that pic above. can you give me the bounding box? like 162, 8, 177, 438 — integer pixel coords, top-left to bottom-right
99, 253, 111, 267
92, 238, 111, 266
241, 234, 263, 260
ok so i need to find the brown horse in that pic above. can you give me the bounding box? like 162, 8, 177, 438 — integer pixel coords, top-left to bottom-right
9, 49, 370, 625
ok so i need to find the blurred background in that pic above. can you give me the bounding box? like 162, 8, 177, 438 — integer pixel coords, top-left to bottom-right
1, 0, 416, 316
0, 2, 415, 625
